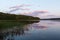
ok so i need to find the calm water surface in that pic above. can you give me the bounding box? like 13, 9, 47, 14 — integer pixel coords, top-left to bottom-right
3, 20, 60, 40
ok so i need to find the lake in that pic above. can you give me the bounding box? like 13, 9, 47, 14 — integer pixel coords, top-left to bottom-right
1, 20, 60, 40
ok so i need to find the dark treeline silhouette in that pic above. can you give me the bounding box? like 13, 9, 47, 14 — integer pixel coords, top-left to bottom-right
0, 12, 40, 21
40, 18, 60, 20
49, 18, 60, 20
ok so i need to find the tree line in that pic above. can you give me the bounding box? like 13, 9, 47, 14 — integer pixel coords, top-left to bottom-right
0, 12, 40, 21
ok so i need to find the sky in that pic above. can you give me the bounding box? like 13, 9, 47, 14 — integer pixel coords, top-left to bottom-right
0, 0, 60, 19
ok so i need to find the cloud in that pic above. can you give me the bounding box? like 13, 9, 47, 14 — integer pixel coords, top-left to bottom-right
9, 8, 20, 12
9, 4, 31, 9
33, 10, 48, 13
9, 8, 30, 12
9, 4, 31, 12
13, 10, 48, 17
26, 10, 49, 16
18, 10, 48, 15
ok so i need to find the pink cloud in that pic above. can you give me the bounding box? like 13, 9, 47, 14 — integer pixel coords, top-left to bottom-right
27, 10, 49, 16
33, 10, 48, 13
9, 4, 31, 12
19, 10, 48, 15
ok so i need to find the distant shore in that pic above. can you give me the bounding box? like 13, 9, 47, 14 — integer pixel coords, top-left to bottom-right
40, 18, 60, 20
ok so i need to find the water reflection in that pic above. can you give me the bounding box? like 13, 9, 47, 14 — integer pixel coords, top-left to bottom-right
24, 23, 47, 31
1, 20, 60, 40
5, 28, 25, 40
0, 21, 40, 40
0, 28, 24, 40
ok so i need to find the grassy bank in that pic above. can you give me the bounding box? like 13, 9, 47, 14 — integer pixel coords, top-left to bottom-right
0, 21, 23, 30
0, 20, 40, 30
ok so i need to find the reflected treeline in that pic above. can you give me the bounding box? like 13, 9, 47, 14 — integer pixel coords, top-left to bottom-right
0, 27, 24, 40
0, 21, 40, 40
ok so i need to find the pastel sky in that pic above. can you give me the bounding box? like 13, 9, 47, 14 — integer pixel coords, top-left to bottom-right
0, 0, 60, 19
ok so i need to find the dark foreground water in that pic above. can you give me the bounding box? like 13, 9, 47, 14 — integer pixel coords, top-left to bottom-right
1, 20, 60, 40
